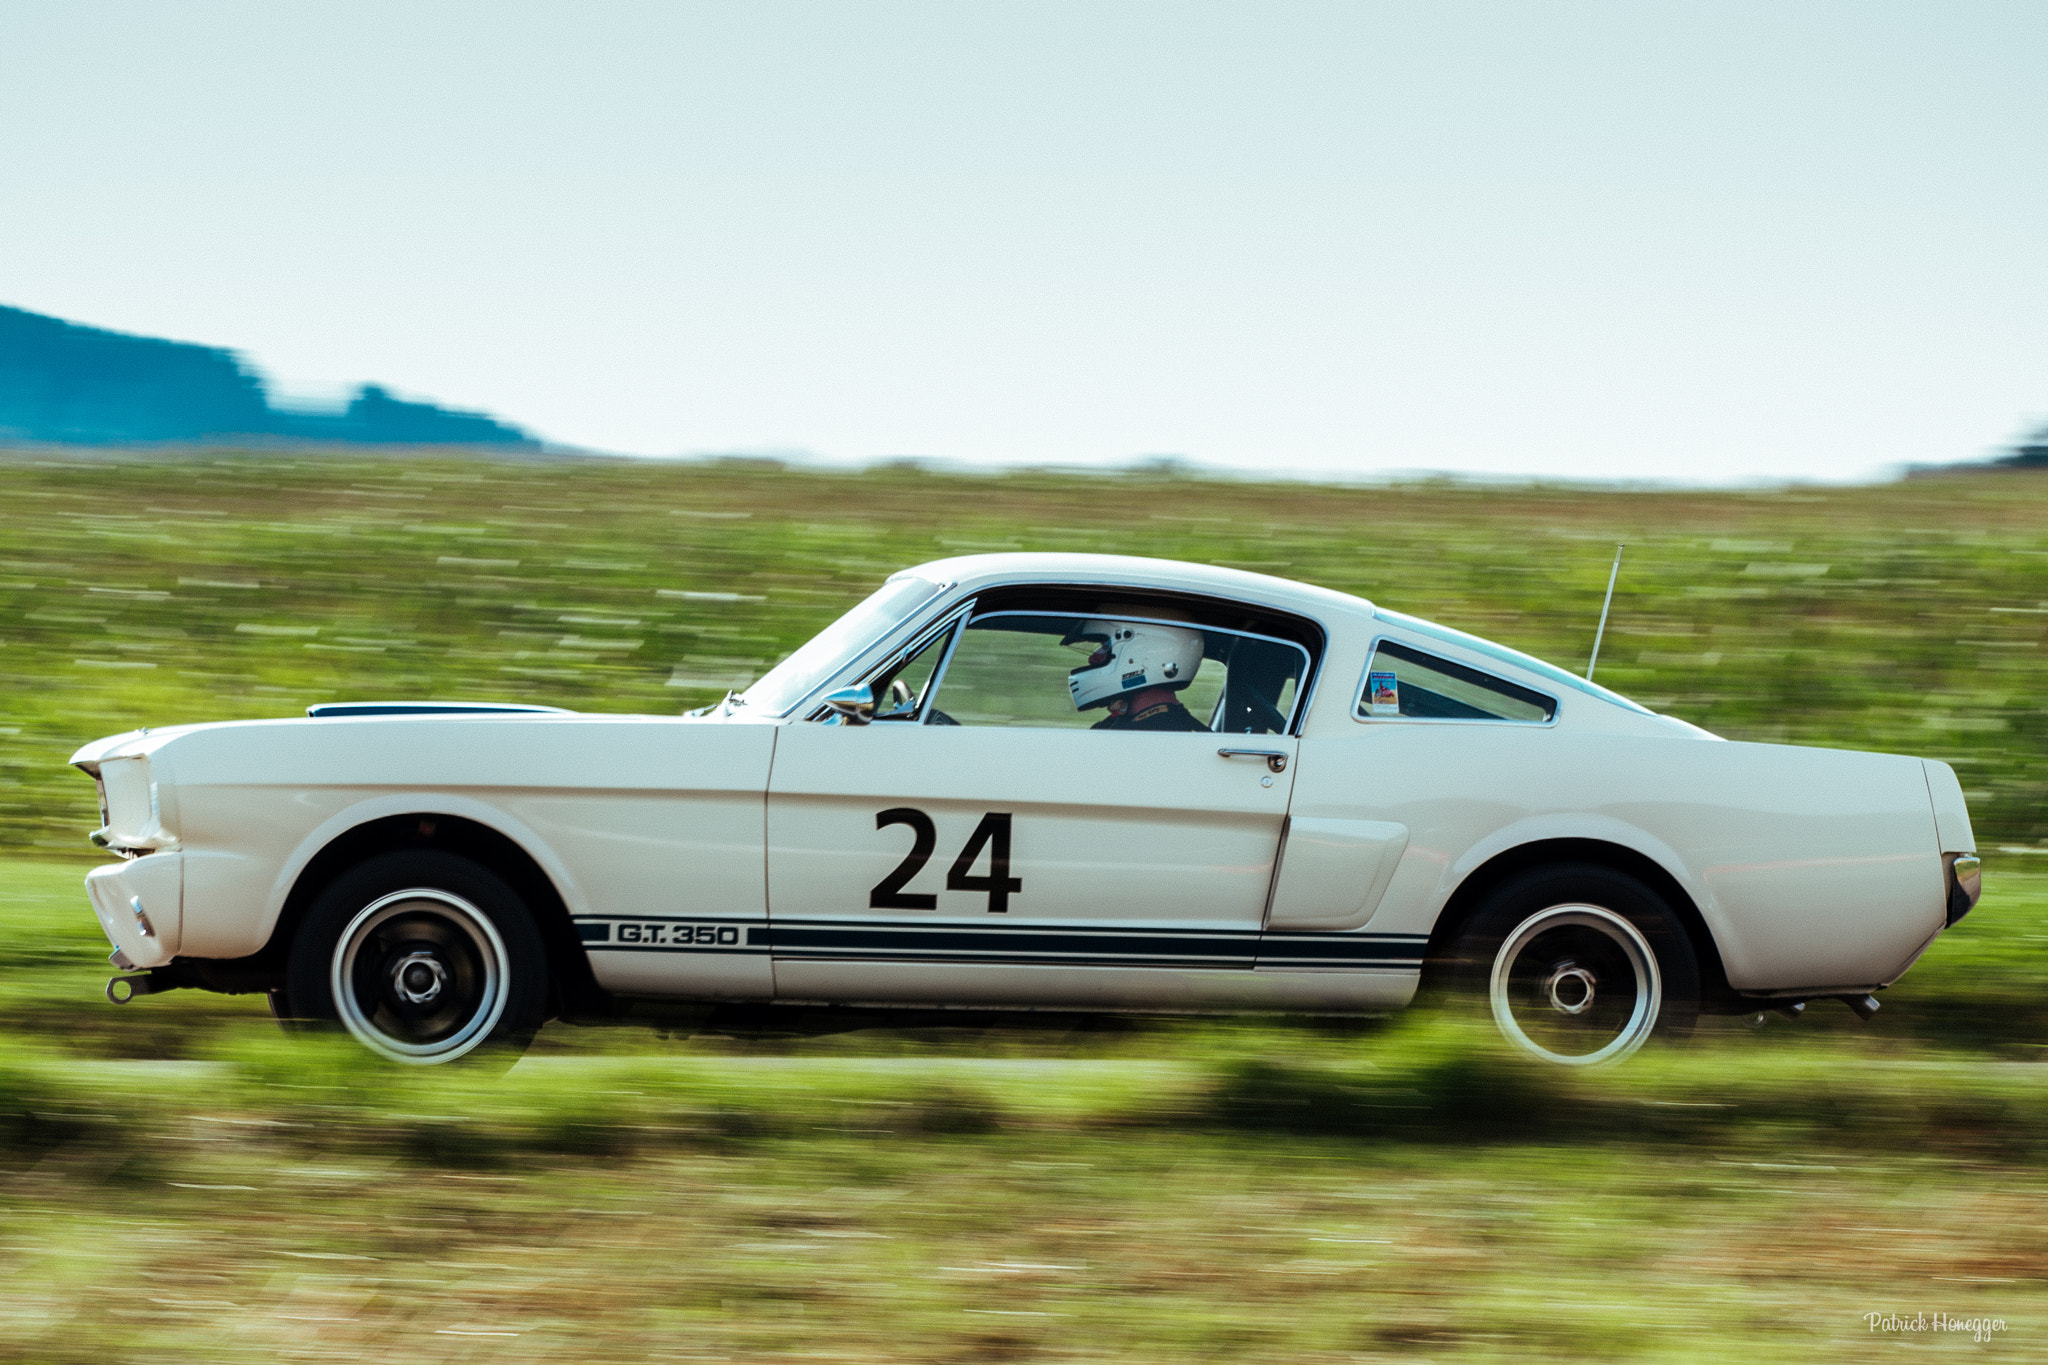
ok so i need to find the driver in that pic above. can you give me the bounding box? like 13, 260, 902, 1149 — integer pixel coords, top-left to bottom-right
1063, 611, 1208, 731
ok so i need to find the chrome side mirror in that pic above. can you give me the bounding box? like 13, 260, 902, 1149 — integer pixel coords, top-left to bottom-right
820, 684, 877, 726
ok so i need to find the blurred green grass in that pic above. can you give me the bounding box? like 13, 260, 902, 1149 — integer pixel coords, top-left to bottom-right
8, 1096, 2038, 1362
4, 451, 2048, 853
7, 452, 2048, 1360
6, 952, 2048, 1361
8, 867, 2048, 1360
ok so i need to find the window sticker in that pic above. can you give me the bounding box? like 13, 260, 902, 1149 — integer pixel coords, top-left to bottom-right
1367, 670, 1401, 716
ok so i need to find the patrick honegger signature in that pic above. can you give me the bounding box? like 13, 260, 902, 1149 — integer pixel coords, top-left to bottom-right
1865, 1311, 2008, 1343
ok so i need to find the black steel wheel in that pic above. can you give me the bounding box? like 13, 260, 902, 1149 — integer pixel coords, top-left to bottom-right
285, 850, 548, 1065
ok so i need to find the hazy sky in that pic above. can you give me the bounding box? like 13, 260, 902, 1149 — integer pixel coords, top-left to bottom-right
3, 2, 2044, 481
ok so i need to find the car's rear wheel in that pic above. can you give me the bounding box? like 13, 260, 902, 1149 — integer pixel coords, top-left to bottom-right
284, 850, 549, 1065
1444, 863, 1699, 1066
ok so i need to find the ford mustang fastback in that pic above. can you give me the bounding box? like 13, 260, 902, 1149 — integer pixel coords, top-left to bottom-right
71, 553, 1982, 1065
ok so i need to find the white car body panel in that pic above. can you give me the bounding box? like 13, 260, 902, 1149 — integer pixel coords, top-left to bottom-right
768, 960, 1421, 1012
83, 715, 777, 998
68, 551, 1974, 1020
1263, 818, 1410, 932
1923, 760, 1974, 855
765, 723, 1295, 1006
1285, 724, 1944, 991
85, 854, 183, 968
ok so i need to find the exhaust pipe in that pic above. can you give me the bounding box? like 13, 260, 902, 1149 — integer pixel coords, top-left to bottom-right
1746, 996, 1878, 1024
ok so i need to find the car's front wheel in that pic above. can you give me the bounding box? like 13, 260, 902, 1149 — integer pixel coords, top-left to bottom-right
1444, 863, 1699, 1066
284, 850, 549, 1065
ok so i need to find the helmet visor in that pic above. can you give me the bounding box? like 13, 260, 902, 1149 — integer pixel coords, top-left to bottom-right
1062, 622, 1113, 676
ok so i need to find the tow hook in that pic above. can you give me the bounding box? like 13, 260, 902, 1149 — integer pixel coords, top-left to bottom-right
105, 970, 189, 1004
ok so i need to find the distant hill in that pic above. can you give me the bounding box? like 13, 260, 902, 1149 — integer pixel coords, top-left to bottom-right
0, 304, 537, 448
2000, 425, 2048, 469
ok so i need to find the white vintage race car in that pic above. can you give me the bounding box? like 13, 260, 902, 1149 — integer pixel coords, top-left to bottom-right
71, 553, 1982, 1066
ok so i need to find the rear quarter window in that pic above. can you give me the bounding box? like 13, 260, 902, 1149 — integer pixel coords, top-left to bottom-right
1357, 639, 1556, 723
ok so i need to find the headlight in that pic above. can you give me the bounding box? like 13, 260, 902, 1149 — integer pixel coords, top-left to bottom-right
93, 756, 179, 855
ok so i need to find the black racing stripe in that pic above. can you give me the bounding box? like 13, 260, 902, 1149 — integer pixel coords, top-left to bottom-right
776, 953, 1241, 970
573, 918, 1428, 968
769, 917, 1262, 940
1256, 936, 1429, 962
760, 925, 1255, 959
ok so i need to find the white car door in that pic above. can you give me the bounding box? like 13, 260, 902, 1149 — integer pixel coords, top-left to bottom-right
765, 607, 1311, 1007
509, 718, 779, 1001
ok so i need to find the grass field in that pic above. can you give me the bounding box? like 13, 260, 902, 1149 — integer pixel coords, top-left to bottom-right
4, 451, 2048, 853
6, 451, 2048, 1360
6, 1061, 2044, 1363
5, 853, 2048, 1361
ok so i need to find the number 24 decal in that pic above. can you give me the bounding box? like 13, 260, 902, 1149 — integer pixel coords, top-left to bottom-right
870, 808, 1022, 913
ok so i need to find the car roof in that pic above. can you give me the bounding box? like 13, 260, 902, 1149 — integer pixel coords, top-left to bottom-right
897, 552, 1378, 623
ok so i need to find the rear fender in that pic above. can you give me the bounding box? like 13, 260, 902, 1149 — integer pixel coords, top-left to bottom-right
1434, 813, 1712, 936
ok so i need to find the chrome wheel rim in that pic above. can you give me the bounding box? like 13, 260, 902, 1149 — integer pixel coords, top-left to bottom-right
331, 889, 508, 1064
1489, 904, 1660, 1066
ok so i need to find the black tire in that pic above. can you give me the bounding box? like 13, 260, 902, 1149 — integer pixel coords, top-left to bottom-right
284, 850, 549, 1065
1438, 863, 1698, 1066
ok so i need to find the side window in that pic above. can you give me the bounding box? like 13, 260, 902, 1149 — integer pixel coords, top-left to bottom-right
925, 611, 1309, 733
1358, 639, 1555, 723
932, 616, 1094, 728
869, 625, 954, 721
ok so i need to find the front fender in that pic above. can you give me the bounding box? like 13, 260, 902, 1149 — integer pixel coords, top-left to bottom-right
180, 792, 588, 960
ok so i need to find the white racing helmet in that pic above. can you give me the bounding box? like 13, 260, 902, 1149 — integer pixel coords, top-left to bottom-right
1064, 612, 1205, 712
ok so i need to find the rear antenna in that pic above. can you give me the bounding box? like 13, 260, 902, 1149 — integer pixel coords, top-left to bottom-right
1586, 544, 1624, 681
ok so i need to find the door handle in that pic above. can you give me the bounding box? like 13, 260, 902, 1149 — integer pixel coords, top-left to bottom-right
1218, 748, 1288, 774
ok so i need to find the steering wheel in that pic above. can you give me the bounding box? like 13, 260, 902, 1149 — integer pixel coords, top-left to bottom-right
1223, 686, 1290, 735
1245, 692, 1289, 735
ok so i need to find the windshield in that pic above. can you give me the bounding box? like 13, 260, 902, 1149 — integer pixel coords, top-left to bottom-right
1373, 608, 1654, 715
739, 575, 945, 716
